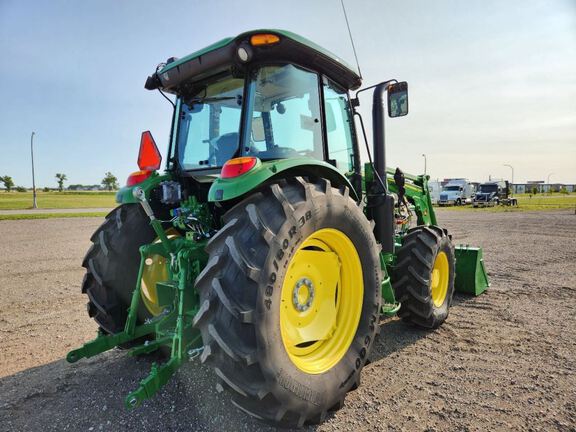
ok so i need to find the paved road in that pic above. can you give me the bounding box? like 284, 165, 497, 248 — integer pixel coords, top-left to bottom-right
0, 207, 112, 215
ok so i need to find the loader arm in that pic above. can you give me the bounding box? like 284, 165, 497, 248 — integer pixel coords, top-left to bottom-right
385, 168, 437, 226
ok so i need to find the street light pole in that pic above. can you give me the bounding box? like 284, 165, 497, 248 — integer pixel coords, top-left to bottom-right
503, 164, 514, 195
31, 131, 37, 209
422, 153, 427, 175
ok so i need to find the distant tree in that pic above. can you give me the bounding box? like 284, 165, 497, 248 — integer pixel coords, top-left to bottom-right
531, 186, 538, 195
43, 187, 50, 192
0, 175, 15, 192
101, 172, 119, 191
560, 186, 568, 195
55, 173, 67, 192
15, 186, 27, 192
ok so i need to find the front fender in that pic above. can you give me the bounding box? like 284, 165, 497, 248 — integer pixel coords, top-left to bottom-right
208, 158, 359, 202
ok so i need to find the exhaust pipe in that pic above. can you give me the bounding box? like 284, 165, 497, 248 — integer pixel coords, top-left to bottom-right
371, 83, 395, 254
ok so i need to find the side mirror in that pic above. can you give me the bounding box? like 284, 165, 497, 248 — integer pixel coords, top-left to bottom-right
387, 82, 408, 117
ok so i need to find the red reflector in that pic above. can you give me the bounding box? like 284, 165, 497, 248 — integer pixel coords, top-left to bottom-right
126, 170, 152, 186
138, 131, 162, 171
221, 157, 258, 179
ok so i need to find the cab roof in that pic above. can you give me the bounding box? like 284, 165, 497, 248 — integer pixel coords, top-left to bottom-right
145, 29, 362, 94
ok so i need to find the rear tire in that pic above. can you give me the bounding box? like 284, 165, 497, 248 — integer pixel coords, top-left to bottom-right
193, 177, 381, 428
81, 205, 155, 334
393, 226, 455, 329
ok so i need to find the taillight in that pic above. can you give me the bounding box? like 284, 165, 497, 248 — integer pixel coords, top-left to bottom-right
126, 170, 152, 186
138, 131, 162, 171
221, 157, 258, 179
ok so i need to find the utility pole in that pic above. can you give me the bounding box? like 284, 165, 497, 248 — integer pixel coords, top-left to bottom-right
422, 153, 427, 175
503, 164, 514, 195
31, 131, 37, 209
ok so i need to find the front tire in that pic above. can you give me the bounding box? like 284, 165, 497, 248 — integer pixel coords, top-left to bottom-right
392, 226, 455, 329
193, 178, 381, 427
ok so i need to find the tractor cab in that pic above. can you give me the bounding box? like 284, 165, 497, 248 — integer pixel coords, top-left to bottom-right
172, 63, 353, 173
143, 30, 364, 191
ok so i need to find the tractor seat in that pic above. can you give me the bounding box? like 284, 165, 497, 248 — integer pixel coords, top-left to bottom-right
215, 132, 239, 166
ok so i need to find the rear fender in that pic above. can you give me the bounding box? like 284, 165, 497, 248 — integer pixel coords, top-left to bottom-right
208, 158, 359, 203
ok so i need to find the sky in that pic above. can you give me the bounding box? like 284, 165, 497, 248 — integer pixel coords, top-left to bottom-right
0, 0, 575, 188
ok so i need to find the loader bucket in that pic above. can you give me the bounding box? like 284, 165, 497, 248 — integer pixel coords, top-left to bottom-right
454, 245, 490, 296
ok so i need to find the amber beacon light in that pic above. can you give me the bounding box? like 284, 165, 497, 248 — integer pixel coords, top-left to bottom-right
250, 34, 280, 46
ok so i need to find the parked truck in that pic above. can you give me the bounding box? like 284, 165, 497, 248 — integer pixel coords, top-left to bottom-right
438, 179, 474, 206
473, 180, 516, 207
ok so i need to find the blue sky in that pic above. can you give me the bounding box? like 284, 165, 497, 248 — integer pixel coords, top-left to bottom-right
1, 0, 575, 188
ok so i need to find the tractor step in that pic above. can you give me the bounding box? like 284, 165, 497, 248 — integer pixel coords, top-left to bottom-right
454, 245, 490, 296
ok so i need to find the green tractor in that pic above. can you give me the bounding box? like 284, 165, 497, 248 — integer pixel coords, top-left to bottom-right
68, 30, 489, 427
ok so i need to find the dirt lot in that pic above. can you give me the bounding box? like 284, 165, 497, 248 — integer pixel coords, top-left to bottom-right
0, 210, 575, 431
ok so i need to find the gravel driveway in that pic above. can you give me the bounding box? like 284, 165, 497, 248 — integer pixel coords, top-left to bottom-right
0, 210, 574, 431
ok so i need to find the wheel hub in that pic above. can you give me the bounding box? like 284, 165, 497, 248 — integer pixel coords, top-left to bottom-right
292, 278, 315, 312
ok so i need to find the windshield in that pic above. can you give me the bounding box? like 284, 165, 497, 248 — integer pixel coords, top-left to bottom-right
444, 186, 461, 191
479, 184, 498, 193
176, 75, 244, 170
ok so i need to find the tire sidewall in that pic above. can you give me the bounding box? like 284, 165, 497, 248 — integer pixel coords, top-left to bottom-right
255, 191, 381, 411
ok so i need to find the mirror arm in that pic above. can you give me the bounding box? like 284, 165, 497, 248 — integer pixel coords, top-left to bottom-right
352, 79, 398, 107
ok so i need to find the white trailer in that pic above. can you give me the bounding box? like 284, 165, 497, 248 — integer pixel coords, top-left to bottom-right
428, 180, 442, 205
438, 179, 474, 206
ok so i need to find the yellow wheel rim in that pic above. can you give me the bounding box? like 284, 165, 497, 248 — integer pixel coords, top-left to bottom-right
140, 229, 179, 316
280, 228, 363, 374
431, 251, 449, 307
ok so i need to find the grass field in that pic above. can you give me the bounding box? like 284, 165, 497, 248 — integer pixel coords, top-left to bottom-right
1, 190, 574, 215
0, 191, 116, 210
441, 193, 576, 211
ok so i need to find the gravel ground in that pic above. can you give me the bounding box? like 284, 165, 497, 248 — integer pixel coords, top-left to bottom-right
0, 210, 574, 431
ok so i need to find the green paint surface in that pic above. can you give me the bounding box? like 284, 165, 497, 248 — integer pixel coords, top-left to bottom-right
208, 158, 357, 202
159, 29, 359, 78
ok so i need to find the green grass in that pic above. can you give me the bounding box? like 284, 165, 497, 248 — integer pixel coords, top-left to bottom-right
0, 191, 116, 210
0, 212, 108, 221
439, 193, 576, 212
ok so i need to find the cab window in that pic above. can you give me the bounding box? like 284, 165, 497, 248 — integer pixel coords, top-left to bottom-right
243, 64, 323, 161
177, 75, 244, 169
323, 78, 354, 173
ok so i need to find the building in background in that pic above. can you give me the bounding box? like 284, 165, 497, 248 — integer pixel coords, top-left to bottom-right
511, 182, 575, 194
